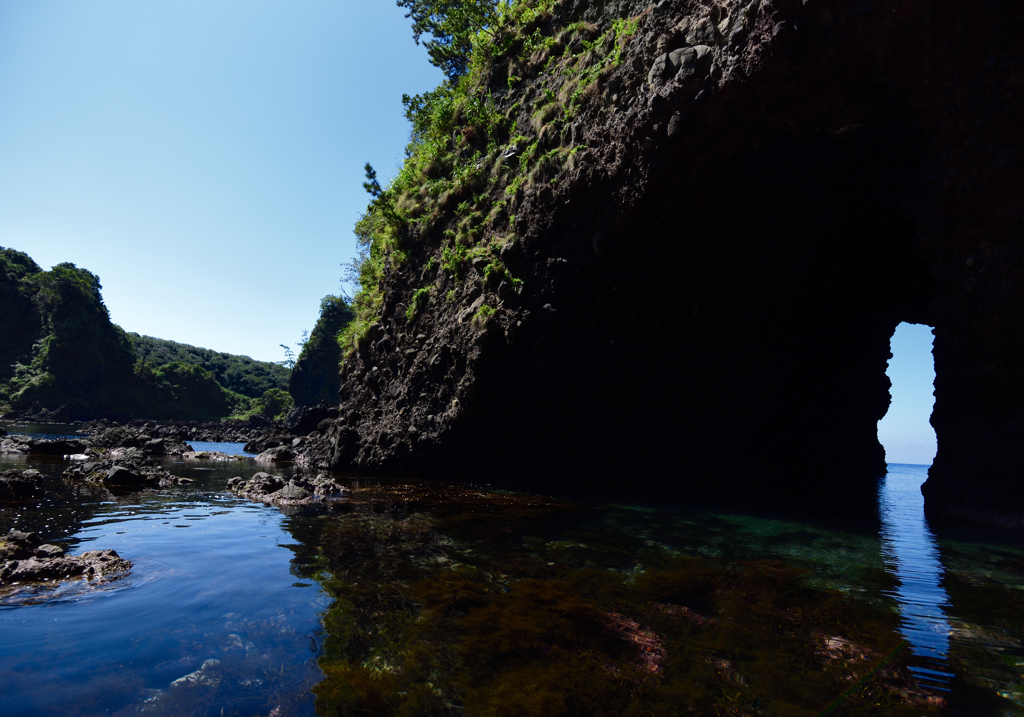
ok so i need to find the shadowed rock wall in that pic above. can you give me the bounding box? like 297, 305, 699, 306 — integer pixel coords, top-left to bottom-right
299, 0, 1023, 521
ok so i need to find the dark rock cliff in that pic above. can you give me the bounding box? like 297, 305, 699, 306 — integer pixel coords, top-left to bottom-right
299, 0, 1023, 521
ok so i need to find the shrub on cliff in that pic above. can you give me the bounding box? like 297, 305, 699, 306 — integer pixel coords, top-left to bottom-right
340, 0, 616, 353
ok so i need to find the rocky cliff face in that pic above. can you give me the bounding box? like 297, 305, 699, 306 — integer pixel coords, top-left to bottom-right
299, 0, 1023, 521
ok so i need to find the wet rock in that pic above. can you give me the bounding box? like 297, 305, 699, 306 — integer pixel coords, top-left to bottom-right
24, 438, 88, 455
0, 469, 46, 502
143, 437, 190, 456
82, 419, 275, 445
92, 426, 148, 449
181, 450, 249, 462
243, 432, 292, 454
278, 481, 310, 501
228, 472, 346, 505
0, 530, 42, 560
63, 448, 191, 490
105, 465, 147, 487
0, 436, 28, 455
0, 530, 131, 588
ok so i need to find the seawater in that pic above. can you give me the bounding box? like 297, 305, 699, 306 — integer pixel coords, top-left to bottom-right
0, 446, 1022, 716
186, 441, 255, 457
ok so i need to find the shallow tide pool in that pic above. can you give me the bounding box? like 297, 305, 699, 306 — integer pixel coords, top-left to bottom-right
1, 447, 1023, 716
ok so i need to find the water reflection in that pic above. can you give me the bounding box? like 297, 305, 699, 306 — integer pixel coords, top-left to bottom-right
878, 463, 956, 689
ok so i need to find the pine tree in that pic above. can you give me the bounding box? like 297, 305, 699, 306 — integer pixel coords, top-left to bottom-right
396, 0, 497, 80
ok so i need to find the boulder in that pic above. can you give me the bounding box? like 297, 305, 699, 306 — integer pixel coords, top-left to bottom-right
256, 445, 295, 463
63, 450, 191, 490
0, 531, 131, 588
104, 465, 147, 487
26, 438, 88, 456
228, 471, 346, 505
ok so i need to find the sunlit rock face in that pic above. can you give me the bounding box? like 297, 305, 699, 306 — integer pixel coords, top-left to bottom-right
301, 0, 1022, 520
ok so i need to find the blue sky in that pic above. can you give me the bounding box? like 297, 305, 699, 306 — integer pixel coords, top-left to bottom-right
0, 2, 936, 463
0, 0, 443, 363
879, 322, 936, 465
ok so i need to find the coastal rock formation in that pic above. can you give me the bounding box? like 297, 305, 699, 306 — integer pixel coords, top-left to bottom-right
62, 447, 193, 490
227, 471, 347, 506
295, 0, 1020, 520
0, 530, 131, 589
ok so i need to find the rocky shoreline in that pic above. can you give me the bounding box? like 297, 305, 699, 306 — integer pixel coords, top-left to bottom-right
0, 410, 356, 595
0, 529, 132, 592
1, 402, 340, 465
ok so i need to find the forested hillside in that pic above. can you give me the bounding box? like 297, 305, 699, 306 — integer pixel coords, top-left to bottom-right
0, 247, 292, 422
128, 333, 288, 399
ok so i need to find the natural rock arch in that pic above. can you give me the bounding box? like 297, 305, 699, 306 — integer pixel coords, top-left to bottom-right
303, 0, 1023, 524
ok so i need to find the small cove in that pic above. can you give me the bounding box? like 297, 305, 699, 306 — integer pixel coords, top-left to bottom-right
1, 437, 1023, 715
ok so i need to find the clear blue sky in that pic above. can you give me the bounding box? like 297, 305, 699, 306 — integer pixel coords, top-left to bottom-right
0, 0, 443, 363
878, 322, 936, 465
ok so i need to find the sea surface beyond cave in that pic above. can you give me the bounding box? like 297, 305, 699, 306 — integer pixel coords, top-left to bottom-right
1, 427, 1023, 715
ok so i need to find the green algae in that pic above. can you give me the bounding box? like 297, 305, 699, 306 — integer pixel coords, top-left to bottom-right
309, 481, 942, 717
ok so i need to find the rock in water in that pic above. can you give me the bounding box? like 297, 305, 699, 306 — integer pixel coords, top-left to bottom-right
0, 469, 45, 502
0, 529, 131, 588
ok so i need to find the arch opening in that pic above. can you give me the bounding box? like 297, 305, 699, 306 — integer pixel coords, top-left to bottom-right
449, 123, 938, 513
878, 323, 937, 467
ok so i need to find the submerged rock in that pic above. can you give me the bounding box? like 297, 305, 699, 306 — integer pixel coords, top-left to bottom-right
0, 529, 131, 588
0, 469, 46, 502
170, 659, 222, 689
228, 471, 346, 505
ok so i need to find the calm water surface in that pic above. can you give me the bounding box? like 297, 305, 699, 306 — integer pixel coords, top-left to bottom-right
1, 440, 1022, 715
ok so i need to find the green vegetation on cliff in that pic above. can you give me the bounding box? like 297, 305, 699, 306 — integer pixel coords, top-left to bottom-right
0, 246, 292, 422
290, 295, 354, 407
340, 0, 627, 355
128, 333, 289, 399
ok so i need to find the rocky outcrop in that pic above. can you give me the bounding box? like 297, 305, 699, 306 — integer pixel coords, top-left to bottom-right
0, 469, 46, 502
295, 0, 1022, 520
0, 530, 131, 589
84, 419, 262, 444
62, 447, 193, 490
227, 471, 347, 506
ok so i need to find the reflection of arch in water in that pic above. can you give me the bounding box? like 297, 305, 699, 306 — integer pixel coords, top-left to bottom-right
879, 463, 954, 690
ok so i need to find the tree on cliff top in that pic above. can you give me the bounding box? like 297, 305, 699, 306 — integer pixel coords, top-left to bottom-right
397, 0, 498, 80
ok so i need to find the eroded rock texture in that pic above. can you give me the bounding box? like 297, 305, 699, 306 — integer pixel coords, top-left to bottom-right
300, 0, 1022, 521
